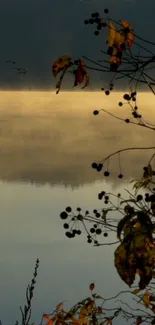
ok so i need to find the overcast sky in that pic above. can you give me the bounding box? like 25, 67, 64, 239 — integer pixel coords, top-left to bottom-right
1, 0, 155, 90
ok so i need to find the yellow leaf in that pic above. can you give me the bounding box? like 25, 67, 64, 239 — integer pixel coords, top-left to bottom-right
108, 23, 116, 47
52, 55, 72, 77
79, 318, 88, 325
142, 292, 150, 308
132, 288, 141, 295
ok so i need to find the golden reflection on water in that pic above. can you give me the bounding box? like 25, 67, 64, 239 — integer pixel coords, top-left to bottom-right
0, 91, 154, 187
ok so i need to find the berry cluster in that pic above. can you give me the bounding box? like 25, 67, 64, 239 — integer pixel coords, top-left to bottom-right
91, 162, 124, 179
84, 9, 109, 36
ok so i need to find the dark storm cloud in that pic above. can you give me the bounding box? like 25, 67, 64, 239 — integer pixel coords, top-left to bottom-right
0, 0, 155, 90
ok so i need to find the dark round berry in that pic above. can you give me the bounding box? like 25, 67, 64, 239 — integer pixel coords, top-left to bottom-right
77, 214, 83, 221
125, 119, 130, 123
77, 207, 81, 212
110, 63, 118, 72
96, 228, 102, 235
98, 193, 103, 200
63, 223, 69, 229
116, 51, 122, 58
150, 195, 155, 202
101, 87, 104, 91
118, 102, 123, 106
76, 230, 82, 235
120, 43, 126, 50
123, 94, 130, 101
92, 162, 98, 169
87, 239, 92, 243
110, 87, 113, 91
65, 231, 72, 238
94, 17, 101, 24
93, 209, 97, 214
90, 227, 95, 233
132, 97, 136, 102
137, 195, 143, 201
107, 46, 113, 55
85, 210, 89, 215
60, 211, 68, 219
93, 110, 99, 115
104, 232, 108, 237
91, 12, 99, 18
94, 224, 97, 228
97, 163, 103, 172
105, 195, 109, 200
104, 171, 110, 177
104, 200, 108, 204
94, 30, 100, 36
96, 213, 100, 218
94, 240, 98, 245
89, 18, 94, 24
118, 174, 123, 179
66, 206, 72, 212
124, 27, 130, 34
134, 106, 138, 110
104, 8, 109, 14
84, 20, 89, 25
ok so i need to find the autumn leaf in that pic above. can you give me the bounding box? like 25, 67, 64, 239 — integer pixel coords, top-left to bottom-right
89, 283, 95, 291
106, 317, 113, 325
56, 302, 64, 311
108, 22, 116, 47
47, 317, 57, 325
131, 288, 141, 295
74, 67, 85, 86
52, 55, 73, 77
43, 314, 51, 320
136, 316, 142, 325
142, 291, 150, 308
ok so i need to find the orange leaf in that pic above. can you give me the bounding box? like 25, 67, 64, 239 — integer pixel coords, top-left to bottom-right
52, 55, 72, 77
47, 318, 56, 325
89, 283, 95, 291
56, 302, 64, 311
43, 314, 51, 320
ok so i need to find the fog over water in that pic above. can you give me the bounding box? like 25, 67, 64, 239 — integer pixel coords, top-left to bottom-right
0, 91, 154, 324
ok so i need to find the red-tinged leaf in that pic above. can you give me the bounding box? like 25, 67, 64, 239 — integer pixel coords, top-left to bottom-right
55, 67, 68, 94
43, 314, 51, 320
81, 74, 89, 89
106, 318, 113, 325
73, 67, 85, 87
46, 318, 56, 325
89, 283, 95, 291
136, 316, 142, 325
56, 302, 64, 311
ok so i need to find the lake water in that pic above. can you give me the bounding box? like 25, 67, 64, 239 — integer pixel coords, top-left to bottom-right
0, 91, 154, 324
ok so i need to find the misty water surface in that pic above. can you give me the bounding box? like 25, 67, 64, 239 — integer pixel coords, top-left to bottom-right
0, 91, 154, 324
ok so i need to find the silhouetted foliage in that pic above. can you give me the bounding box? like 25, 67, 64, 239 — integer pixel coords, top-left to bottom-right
53, 7, 155, 289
